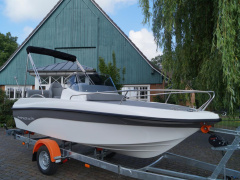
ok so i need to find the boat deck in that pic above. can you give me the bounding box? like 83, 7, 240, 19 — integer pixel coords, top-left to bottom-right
93, 100, 194, 112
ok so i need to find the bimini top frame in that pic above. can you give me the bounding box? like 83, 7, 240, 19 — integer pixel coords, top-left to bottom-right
24, 46, 94, 96
26, 46, 77, 62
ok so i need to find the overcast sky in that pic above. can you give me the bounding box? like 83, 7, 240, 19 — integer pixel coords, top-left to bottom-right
0, 0, 162, 60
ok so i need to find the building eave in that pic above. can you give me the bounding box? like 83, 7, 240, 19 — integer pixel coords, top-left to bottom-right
29, 71, 95, 77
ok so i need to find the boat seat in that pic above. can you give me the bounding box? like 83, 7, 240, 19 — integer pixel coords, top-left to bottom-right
77, 84, 116, 92
49, 82, 63, 98
86, 93, 125, 101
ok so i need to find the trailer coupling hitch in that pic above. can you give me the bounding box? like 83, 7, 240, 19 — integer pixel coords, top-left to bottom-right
5, 125, 24, 137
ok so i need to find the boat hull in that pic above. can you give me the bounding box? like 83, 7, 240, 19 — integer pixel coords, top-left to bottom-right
14, 117, 198, 158
12, 98, 220, 158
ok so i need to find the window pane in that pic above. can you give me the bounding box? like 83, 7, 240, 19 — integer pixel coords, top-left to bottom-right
51, 76, 61, 84
40, 77, 49, 84
122, 86, 149, 101
24, 87, 31, 98
134, 87, 139, 99
15, 88, 22, 98
140, 87, 147, 99
7, 88, 14, 98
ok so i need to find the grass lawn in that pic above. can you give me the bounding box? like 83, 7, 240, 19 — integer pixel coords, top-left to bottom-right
215, 116, 240, 129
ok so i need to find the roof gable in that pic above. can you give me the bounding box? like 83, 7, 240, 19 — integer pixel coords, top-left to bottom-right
1, 0, 163, 76
0, 0, 164, 86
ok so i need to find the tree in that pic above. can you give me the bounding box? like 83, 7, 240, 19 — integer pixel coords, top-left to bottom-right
99, 51, 126, 90
151, 55, 163, 69
0, 32, 18, 67
139, 0, 240, 113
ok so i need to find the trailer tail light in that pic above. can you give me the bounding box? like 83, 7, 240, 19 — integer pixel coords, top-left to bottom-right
85, 164, 90, 168
62, 159, 68, 163
96, 148, 103, 151
24, 131, 34, 135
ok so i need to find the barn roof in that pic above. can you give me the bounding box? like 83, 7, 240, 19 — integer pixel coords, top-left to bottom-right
28, 61, 94, 73
0, 0, 164, 77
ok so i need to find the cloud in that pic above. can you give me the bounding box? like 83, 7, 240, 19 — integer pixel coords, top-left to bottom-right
3, 0, 137, 21
3, 0, 59, 22
94, 0, 137, 14
129, 28, 162, 60
17, 26, 34, 44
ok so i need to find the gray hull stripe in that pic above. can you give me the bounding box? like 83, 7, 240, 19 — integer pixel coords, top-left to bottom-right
12, 107, 221, 127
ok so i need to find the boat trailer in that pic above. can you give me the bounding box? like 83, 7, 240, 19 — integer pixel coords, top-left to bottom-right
5, 126, 240, 180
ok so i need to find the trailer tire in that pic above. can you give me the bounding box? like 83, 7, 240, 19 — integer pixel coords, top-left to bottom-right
37, 145, 58, 175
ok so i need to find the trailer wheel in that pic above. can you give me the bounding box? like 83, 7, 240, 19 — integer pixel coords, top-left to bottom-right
37, 145, 58, 175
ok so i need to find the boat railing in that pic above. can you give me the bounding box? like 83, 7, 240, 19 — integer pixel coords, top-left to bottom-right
70, 89, 215, 111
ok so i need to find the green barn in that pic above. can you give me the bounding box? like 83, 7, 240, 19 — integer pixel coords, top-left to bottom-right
0, 0, 164, 101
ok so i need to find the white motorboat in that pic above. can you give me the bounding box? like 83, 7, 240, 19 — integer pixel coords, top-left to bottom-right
12, 46, 221, 158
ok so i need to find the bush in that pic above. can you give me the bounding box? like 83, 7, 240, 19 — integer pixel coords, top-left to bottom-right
152, 95, 165, 103
0, 89, 16, 127
5, 115, 15, 127
98, 51, 126, 90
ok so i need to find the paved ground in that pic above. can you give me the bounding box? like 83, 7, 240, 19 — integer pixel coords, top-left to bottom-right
0, 127, 239, 179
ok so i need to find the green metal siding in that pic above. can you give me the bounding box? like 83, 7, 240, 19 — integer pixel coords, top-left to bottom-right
0, 0, 162, 86
56, 48, 97, 68
55, 0, 98, 47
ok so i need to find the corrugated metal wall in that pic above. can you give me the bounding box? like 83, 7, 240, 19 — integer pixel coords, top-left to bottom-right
0, 0, 162, 86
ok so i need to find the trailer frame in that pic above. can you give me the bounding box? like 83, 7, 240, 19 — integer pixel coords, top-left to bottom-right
5, 126, 240, 180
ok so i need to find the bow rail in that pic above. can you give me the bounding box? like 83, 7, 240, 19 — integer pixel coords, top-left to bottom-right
70, 89, 215, 111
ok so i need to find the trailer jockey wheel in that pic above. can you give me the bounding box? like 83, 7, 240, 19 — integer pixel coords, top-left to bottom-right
37, 145, 58, 175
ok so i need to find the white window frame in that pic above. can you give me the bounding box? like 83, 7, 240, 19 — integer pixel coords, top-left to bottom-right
5, 85, 32, 99
50, 76, 62, 84
35, 76, 65, 90
122, 85, 150, 102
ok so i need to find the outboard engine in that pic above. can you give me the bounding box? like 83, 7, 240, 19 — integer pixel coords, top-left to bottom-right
208, 134, 228, 147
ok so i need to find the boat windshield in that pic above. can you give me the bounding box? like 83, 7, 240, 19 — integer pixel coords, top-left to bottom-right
66, 73, 117, 92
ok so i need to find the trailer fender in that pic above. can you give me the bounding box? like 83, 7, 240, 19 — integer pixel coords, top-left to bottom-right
32, 139, 61, 162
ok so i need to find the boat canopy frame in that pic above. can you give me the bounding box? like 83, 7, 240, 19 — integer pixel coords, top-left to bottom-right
24, 46, 95, 96
26, 46, 77, 62
64, 72, 117, 91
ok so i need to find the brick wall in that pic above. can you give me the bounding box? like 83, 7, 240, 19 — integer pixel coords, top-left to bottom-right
150, 81, 166, 102
150, 82, 196, 106
0, 85, 5, 91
